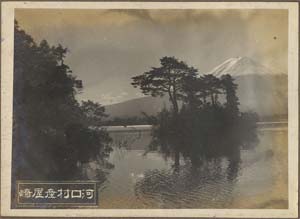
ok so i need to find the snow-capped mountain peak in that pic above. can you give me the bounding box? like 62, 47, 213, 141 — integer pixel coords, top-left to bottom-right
207, 56, 276, 77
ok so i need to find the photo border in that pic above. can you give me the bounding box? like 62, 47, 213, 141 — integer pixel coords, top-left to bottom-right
1, 1, 298, 218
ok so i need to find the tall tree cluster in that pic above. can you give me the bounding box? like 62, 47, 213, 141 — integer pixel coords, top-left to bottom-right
132, 56, 240, 117
132, 57, 198, 115
13, 21, 112, 180
132, 56, 254, 169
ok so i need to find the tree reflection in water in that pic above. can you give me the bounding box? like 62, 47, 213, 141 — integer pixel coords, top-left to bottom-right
134, 127, 258, 208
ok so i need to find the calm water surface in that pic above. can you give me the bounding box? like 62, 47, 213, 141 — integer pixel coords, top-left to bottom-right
84, 127, 288, 209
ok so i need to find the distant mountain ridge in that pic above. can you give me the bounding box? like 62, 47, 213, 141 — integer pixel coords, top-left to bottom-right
105, 96, 170, 119
105, 57, 287, 119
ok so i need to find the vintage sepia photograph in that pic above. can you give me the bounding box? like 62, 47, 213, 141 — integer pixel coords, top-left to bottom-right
1, 1, 298, 218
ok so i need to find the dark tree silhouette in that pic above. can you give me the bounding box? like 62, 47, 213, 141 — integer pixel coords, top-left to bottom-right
131, 56, 198, 115
221, 74, 240, 117
200, 74, 222, 106
181, 75, 203, 110
13, 21, 112, 182
80, 100, 108, 127
132, 57, 198, 168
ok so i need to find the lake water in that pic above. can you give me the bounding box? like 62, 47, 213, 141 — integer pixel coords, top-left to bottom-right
83, 126, 288, 209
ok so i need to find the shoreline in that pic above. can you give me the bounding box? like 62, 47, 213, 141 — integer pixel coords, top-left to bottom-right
101, 121, 288, 132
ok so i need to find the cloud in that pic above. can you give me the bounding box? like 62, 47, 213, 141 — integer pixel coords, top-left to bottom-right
15, 9, 288, 104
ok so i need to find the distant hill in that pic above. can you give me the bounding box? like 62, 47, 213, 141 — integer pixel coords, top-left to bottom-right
105, 96, 171, 119
105, 57, 287, 119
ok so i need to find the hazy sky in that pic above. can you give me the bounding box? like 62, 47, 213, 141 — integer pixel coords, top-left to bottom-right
15, 9, 288, 105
